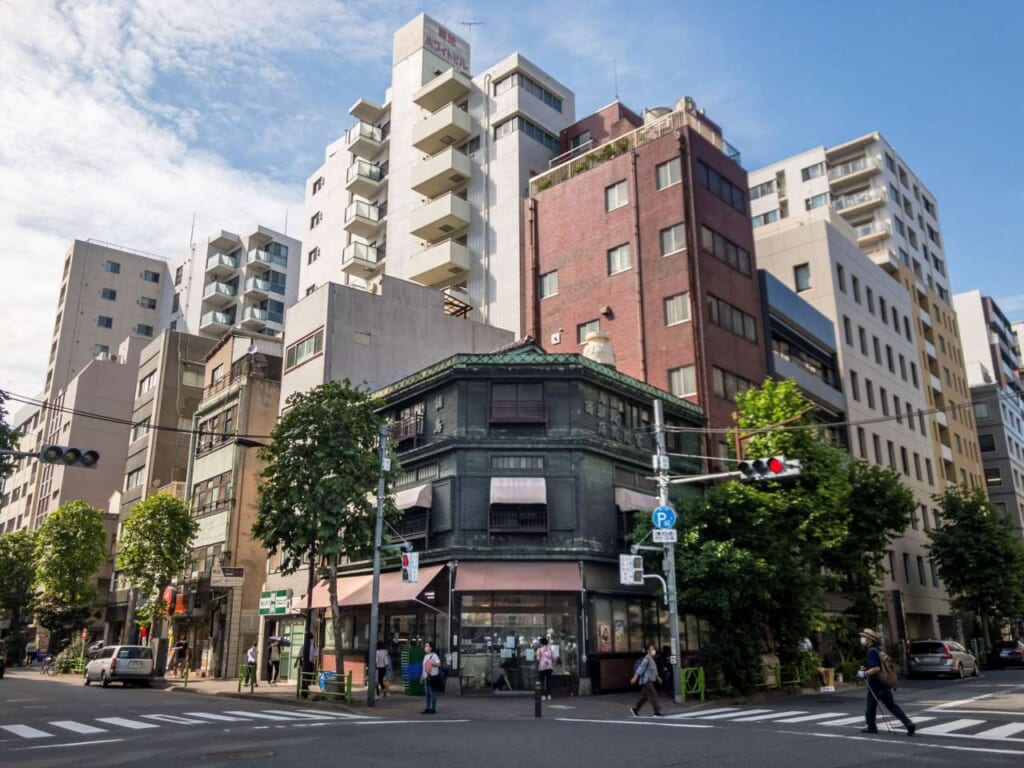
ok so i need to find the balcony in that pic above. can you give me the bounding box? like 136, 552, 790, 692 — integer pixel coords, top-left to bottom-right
411, 104, 471, 155
833, 187, 886, 216
935, 410, 948, 428
489, 506, 549, 534
409, 193, 470, 241
413, 69, 472, 113
202, 281, 237, 307
199, 310, 234, 334
246, 248, 286, 272
827, 155, 881, 186
866, 248, 900, 274
925, 339, 937, 360
345, 159, 386, 198
941, 444, 954, 463
243, 276, 270, 299
205, 252, 239, 278
409, 238, 470, 288
391, 414, 425, 444
930, 373, 943, 393
342, 242, 385, 281
344, 200, 387, 239
411, 147, 471, 198
346, 121, 386, 159
919, 307, 932, 328
240, 306, 267, 330
488, 400, 547, 424
854, 221, 890, 246
348, 97, 387, 125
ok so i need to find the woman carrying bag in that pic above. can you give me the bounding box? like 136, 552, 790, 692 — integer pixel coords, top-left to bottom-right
420, 641, 441, 714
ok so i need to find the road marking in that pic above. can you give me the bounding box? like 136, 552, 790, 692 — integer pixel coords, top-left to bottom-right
557, 717, 713, 728
1, 725, 51, 739
355, 719, 470, 725
48, 720, 108, 734
184, 712, 252, 722
141, 714, 207, 725
819, 715, 869, 726
95, 717, 159, 730
662, 707, 739, 719
930, 693, 996, 710
918, 718, 986, 735
19, 739, 125, 751
259, 709, 370, 720
972, 723, 1024, 740
730, 710, 807, 722
695, 708, 774, 720
779, 729, 1024, 756
774, 712, 847, 723
222, 710, 311, 721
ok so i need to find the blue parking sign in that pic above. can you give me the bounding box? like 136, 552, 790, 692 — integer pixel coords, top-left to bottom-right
652, 505, 676, 529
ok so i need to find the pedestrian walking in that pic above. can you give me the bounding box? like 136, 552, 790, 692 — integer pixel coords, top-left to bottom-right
374, 640, 392, 697
536, 637, 555, 700
420, 641, 441, 714
268, 639, 281, 685
629, 644, 665, 717
858, 628, 915, 736
245, 641, 259, 688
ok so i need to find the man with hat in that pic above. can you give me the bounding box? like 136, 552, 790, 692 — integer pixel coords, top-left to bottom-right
858, 628, 915, 736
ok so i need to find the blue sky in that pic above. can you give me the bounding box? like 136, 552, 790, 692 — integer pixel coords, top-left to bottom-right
1, 0, 1021, 398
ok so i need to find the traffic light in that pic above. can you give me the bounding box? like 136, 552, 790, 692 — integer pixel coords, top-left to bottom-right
737, 455, 801, 482
38, 445, 100, 468
619, 554, 644, 585
401, 551, 419, 583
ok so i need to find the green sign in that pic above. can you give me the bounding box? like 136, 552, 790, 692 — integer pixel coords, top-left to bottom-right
259, 589, 290, 615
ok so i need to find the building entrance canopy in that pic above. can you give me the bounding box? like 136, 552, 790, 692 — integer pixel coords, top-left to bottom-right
310, 565, 444, 609
454, 561, 582, 592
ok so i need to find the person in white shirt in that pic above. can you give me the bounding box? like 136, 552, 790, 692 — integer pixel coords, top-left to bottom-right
245, 642, 259, 687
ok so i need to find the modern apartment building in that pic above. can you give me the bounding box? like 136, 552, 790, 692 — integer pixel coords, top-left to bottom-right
106, 330, 218, 644
0, 401, 42, 533
165, 226, 301, 341
755, 208, 954, 641
525, 98, 764, 463
301, 13, 574, 335
749, 133, 983, 492
954, 290, 1024, 535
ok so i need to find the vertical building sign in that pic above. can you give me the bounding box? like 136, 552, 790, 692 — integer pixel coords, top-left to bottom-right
423, 22, 470, 74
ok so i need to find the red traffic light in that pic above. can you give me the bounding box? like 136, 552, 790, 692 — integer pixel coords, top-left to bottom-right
401, 553, 410, 567
767, 457, 785, 474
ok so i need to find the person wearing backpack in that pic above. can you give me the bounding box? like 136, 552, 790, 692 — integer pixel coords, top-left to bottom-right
629, 644, 665, 717
858, 628, 915, 736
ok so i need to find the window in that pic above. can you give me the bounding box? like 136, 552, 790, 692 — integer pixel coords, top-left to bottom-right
660, 223, 686, 255
851, 275, 861, 303
493, 115, 560, 152
138, 371, 156, 396
130, 417, 150, 443
893, 216, 905, 237
538, 270, 558, 299
136, 324, 154, 337
925, 458, 934, 485
800, 163, 824, 181
104, 260, 121, 274
751, 210, 778, 228
985, 467, 1002, 486
712, 367, 754, 400
973, 402, 990, 420
101, 288, 117, 300
605, 180, 628, 211
899, 354, 907, 380
125, 466, 145, 490
181, 368, 203, 387
576, 319, 600, 345
858, 326, 867, 355
843, 316, 853, 346
142, 270, 160, 283
656, 158, 682, 190
139, 296, 157, 310
917, 556, 927, 586
91, 344, 109, 357
285, 329, 324, 370
900, 446, 909, 475
310, 211, 323, 229
857, 427, 867, 457
749, 180, 774, 200
664, 292, 690, 325
174, 265, 183, 285
836, 264, 846, 292
668, 366, 697, 397
886, 345, 894, 372
707, 295, 757, 342
308, 247, 320, 265
866, 379, 875, 409
793, 263, 811, 292
804, 193, 828, 211
902, 553, 911, 584
913, 453, 922, 481
172, 292, 180, 313
866, 287, 874, 313
569, 131, 590, 149
873, 336, 881, 364
312, 176, 325, 194
873, 434, 882, 464
849, 371, 860, 401
493, 72, 563, 112
696, 160, 746, 213
700, 225, 752, 275
97, 315, 113, 328
880, 387, 889, 416
607, 244, 631, 274
978, 433, 996, 452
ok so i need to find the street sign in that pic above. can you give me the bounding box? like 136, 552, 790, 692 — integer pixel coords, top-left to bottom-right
652, 529, 677, 543
259, 589, 291, 615
619, 554, 644, 585
212, 566, 244, 588
651, 505, 676, 529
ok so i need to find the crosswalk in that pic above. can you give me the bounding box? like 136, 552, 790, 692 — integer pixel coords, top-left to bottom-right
655, 706, 1024, 743
0, 707, 371, 741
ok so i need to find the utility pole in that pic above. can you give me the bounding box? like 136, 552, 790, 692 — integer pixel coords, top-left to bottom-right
366, 424, 390, 707
653, 399, 682, 704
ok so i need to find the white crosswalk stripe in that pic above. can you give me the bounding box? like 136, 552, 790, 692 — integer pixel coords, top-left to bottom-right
695, 708, 774, 720
819, 715, 869, 726
663, 707, 739, 719
184, 712, 253, 722
973, 723, 1024, 739
141, 714, 209, 725
48, 720, 108, 734
774, 712, 847, 723
222, 710, 311, 721
259, 709, 371, 720
95, 717, 159, 730
730, 710, 808, 722
1, 724, 51, 739
917, 718, 987, 735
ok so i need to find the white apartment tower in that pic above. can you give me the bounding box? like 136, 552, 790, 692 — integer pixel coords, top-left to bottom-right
301, 14, 575, 335
749, 133, 983, 494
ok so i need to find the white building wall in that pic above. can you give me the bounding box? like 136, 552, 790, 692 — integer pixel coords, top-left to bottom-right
953, 290, 993, 387
300, 138, 351, 294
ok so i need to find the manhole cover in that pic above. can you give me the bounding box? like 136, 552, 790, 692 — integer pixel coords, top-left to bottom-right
201, 750, 276, 762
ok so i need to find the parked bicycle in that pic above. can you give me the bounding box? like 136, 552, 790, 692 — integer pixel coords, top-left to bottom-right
39, 655, 56, 675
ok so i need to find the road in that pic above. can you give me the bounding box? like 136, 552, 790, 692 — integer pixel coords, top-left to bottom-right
2, 666, 1023, 767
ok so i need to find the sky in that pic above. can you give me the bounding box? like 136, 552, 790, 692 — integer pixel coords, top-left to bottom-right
1, 0, 1022, 402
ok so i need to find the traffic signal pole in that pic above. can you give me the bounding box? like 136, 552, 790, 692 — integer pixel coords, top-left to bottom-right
367, 424, 390, 708
653, 399, 683, 705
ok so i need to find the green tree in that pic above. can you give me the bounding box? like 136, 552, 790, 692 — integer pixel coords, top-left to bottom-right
34, 500, 109, 648
252, 380, 398, 679
0, 529, 37, 652
117, 493, 197, 632
928, 486, 1024, 645
0, 389, 20, 476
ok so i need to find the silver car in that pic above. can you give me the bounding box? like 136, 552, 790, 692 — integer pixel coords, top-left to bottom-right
84, 645, 154, 687
908, 640, 979, 679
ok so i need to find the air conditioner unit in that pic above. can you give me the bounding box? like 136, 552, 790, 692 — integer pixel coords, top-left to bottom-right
108, 354, 119, 363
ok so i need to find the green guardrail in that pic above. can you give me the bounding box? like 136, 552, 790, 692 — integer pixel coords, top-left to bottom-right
70, 659, 86, 675
680, 666, 705, 702
295, 668, 353, 704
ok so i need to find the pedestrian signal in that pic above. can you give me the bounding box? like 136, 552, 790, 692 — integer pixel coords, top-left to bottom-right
738, 455, 801, 481
401, 551, 419, 583
39, 445, 100, 468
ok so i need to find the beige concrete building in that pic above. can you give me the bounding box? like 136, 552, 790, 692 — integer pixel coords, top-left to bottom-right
749, 133, 983, 496
175, 332, 283, 678
755, 208, 956, 641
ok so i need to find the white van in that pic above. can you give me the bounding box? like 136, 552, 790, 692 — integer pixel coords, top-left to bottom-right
84, 645, 154, 687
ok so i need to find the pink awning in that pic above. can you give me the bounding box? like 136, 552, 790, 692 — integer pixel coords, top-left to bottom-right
310, 565, 444, 608
454, 561, 582, 592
